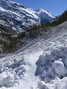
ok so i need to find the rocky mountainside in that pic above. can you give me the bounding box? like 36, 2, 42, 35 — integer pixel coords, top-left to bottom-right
0, 0, 55, 53
0, 0, 40, 33
0, 0, 40, 53
0, 0, 54, 34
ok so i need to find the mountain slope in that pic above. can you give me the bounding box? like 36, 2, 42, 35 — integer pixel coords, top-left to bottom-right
0, 0, 41, 53
0, 0, 55, 53
46, 10, 67, 26
0, 1, 67, 89
0, 0, 40, 33
35, 9, 55, 24
0, 21, 67, 89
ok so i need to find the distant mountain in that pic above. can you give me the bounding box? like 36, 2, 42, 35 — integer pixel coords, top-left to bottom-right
35, 9, 55, 24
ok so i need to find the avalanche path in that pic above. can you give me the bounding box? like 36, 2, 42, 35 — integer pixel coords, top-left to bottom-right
0, 22, 67, 89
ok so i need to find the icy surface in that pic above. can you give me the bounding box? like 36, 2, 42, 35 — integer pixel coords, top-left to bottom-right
35, 47, 67, 82
0, 21, 67, 89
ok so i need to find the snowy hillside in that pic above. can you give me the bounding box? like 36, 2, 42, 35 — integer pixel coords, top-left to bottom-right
0, 0, 67, 89
0, 20, 67, 89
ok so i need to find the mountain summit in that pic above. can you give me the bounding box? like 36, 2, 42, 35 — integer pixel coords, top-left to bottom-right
35, 8, 55, 24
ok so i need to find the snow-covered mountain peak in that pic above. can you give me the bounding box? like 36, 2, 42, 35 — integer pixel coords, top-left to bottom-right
35, 8, 55, 23
36, 8, 54, 18
0, 0, 40, 33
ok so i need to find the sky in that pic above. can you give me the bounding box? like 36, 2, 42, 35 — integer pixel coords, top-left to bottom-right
16, 0, 67, 16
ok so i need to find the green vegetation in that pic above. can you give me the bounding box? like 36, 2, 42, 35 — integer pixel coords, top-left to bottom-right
28, 25, 41, 38
0, 24, 41, 53
19, 25, 41, 39
45, 10, 67, 27
0, 26, 26, 53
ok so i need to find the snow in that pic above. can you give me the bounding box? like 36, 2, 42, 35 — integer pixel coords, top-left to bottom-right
0, 21, 66, 89
0, 21, 67, 89
0, 7, 4, 12
0, 0, 40, 33
36, 8, 54, 18
53, 60, 66, 76
0, 0, 67, 89
0, 49, 43, 89
20, 7, 39, 19
0, 7, 22, 18
35, 8, 55, 23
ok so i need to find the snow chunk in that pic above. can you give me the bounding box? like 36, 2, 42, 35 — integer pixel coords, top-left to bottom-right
35, 47, 67, 82
0, 70, 16, 87
53, 60, 66, 77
